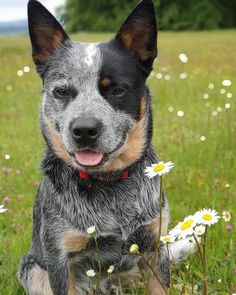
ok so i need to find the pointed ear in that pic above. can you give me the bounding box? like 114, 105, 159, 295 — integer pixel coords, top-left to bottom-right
116, 0, 157, 68
28, 0, 70, 65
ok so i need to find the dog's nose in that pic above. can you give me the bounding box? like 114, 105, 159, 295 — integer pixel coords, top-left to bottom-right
71, 117, 101, 143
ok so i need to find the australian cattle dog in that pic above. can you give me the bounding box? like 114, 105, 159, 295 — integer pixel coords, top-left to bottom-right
18, 0, 190, 294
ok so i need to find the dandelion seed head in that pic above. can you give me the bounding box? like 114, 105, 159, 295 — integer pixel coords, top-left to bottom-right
4, 154, 10, 160
222, 80, 231, 87
217, 107, 222, 113
168, 106, 174, 112
220, 88, 226, 94
225, 103, 231, 109
17, 70, 24, 77
178, 53, 188, 63
226, 92, 232, 99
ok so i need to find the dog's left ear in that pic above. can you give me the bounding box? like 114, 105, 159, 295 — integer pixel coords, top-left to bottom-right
28, 0, 71, 66
116, 0, 157, 69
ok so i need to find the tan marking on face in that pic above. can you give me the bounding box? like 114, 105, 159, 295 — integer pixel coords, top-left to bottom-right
30, 266, 53, 295
46, 120, 73, 166
103, 117, 146, 172
148, 215, 170, 237
101, 77, 111, 87
139, 97, 146, 120
62, 230, 91, 254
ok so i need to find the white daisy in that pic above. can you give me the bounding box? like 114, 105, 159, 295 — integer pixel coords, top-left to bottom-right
222, 210, 231, 222
195, 209, 220, 226
129, 244, 139, 254
222, 80, 231, 87
87, 226, 96, 235
86, 269, 96, 277
170, 215, 197, 240
160, 235, 175, 244
107, 265, 115, 274
145, 161, 174, 178
194, 225, 206, 236
0, 205, 7, 214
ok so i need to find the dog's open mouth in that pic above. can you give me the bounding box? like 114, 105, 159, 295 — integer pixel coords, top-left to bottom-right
75, 150, 104, 167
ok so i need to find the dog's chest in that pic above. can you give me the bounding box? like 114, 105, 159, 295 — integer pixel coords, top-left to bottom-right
67, 177, 160, 237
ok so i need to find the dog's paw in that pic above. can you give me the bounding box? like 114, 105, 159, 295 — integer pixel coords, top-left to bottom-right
18, 254, 36, 281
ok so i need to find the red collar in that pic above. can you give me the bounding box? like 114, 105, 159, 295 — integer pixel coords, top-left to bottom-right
78, 170, 129, 182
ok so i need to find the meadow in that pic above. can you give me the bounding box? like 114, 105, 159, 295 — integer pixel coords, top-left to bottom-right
0, 31, 235, 294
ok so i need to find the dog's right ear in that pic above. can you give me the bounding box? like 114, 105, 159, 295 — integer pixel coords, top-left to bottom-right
28, 0, 70, 66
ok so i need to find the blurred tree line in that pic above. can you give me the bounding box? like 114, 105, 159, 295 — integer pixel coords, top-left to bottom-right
61, 0, 236, 32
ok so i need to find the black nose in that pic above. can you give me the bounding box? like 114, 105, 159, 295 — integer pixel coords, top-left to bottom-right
71, 117, 101, 143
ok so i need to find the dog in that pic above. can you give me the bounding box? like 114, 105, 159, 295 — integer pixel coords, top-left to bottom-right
18, 0, 192, 294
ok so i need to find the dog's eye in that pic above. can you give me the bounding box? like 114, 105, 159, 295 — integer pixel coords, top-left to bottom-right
112, 88, 125, 97
53, 87, 70, 99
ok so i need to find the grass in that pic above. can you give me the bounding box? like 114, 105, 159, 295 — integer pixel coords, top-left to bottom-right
0, 30, 235, 294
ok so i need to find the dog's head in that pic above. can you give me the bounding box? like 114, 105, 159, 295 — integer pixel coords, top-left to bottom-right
28, 0, 157, 173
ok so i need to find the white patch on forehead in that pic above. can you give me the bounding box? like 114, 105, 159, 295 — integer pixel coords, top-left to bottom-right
84, 44, 98, 67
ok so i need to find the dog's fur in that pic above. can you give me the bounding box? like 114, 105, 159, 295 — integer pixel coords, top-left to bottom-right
18, 0, 176, 294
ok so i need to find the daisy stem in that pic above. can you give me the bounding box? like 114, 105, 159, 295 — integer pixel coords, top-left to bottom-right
166, 244, 173, 295
94, 236, 102, 292
138, 252, 166, 295
193, 233, 207, 295
152, 176, 163, 268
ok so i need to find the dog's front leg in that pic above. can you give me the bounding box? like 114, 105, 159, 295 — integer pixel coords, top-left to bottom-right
43, 217, 91, 295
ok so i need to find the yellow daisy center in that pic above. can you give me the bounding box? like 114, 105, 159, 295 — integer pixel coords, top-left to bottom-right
203, 214, 213, 221
180, 219, 194, 231
163, 237, 171, 242
225, 212, 230, 219
153, 163, 165, 172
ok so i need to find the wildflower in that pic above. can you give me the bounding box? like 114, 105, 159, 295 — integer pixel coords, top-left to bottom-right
86, 269, 96, 277
164, 74, 171, 81
4, 154, 10, 160
212, 111, 218, 116
225, 183, 230, 188
222, 80, 231, 87
145, 161, 174, 178
222, 210, 231, 222
195, 209, 220, 226
225, 103, 231, 109
0, 205, 7, 214
156, 73, 163, 79
194, 225, 206, 236
217, 107, 222, 113
107, 265, 115, 274
87, 226, 96, 235
200, 136, 206, 142
178, 53, 188, 63
23, 66, 30, 73
203, 93, 209, 100
170, 215, 197, 239
217, 279, 222, 283
226, 92, 232, 98
6, 85, 13, 91
168, 106, 174, 112
208, 83, 214, 89
179, 72, 188, 79
160, 235, 175, 244
17, 70, 24, 77
177, 111, 185, 117
225, 224, 233, 232
3, 196, 10, 205
129, 244, 139, 254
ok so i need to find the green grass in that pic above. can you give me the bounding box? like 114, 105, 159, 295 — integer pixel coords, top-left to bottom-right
0, 31, 235, 294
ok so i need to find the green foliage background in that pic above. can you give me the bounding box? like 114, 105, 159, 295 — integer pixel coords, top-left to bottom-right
61, 0, 236, 32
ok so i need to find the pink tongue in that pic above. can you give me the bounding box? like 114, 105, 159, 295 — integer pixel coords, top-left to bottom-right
75, 151, 104, 167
